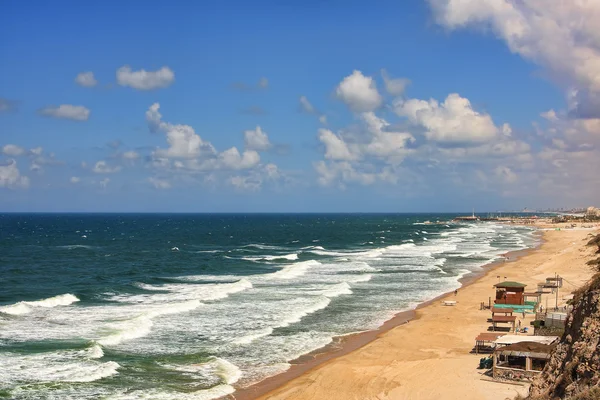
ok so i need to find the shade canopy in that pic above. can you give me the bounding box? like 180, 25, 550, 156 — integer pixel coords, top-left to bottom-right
494, 281, 527, 288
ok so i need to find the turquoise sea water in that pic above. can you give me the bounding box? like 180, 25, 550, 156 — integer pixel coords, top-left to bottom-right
0, 214, 539, 399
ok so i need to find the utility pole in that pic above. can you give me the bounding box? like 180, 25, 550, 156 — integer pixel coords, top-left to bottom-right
555, 272, 559, 311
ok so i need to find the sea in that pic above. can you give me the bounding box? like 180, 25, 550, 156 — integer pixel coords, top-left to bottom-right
0, 213, 540, 399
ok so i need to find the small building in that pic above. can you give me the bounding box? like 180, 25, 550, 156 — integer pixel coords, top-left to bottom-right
494, 281, 527, 305
493, 341, 556, 382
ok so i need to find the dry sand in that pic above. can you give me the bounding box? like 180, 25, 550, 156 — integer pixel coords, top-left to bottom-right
235, 224, 599, 400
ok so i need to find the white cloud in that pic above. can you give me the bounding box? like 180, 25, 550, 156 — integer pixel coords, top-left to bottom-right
39, 105, 90, 121
219, 148, 261, 170
70, 176, 80, 184
147, 103, 216, 158
395, 93, 501, 144
75, 71, 97, 87
2, 144, 26, 157
121, 151, 140, 160
299, 96, 316, 114
318, 129, 358, 161
427, 0, 600, 116
99, 178, 110, 188
361, 112, 414, 162
244, 126, 272, 151
319, 115, 328, 125
148, 177, 171, 189
29, 147, 43, 156
117, 65, 175, 90
0, 160, 30, 189
381, 69, 410, 96
336, 70, 383, 112
229, 175, 262, 191
92, 160, 122, 174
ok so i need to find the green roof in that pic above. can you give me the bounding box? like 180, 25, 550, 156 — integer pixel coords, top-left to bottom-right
494, 281, 527, 288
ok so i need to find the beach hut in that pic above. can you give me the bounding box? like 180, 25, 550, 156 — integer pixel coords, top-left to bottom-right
494, 281, 527, 305
492, 341, 556, 382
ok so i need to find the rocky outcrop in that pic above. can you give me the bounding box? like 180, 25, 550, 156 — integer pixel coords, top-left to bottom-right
525, 235, 600, 399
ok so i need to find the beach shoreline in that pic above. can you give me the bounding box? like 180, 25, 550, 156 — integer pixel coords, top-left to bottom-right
230, 223, 598, 400
230, 225, 551, 400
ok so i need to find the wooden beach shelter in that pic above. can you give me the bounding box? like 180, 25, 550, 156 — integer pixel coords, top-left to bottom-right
523, 292, 542, 304
474, 332, 506, 354
494, 281, 527, 305
491, 315, 517, 331
491, 307, 513, 317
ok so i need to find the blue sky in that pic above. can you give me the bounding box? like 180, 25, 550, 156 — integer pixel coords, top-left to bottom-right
1, 0, 599, 212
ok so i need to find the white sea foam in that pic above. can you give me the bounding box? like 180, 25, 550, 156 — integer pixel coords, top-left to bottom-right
0, 352, 120, 385
0, 293, 80, 315
118, 279, 252, 303
233, 327, 275, 345
347, 274, 373, 283
85, 343, 104, 359
241, 253, 299, 262
98, 300, 203, 346
267, 260, 320, 279
106, 385, 236, 400
320, 282, 352, 298
56, 244, 96, 250
0, 303, 31, 315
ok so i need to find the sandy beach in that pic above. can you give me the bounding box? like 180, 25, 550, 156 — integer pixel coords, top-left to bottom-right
234, 223, 599, 400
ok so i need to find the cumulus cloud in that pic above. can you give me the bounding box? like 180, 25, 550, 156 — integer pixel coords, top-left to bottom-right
117, 65, 175, 90
146, 103, 216, 158
381, 69, 410, 96
318, 129, 358, 161
146, 103, 266, 173
0, 160, 30, 189
244, 126, 272, 151
92, 160, 122, 174
361, 112, 414, 162
2, 144, 26, 157
336, 70, 383, 112
395, 93, 502, 144
148, 177, 171, 189
99, 178, 110, 189
39, 105, 90, 121
75, 71, 97, 87
70, 176, 80, 184
427, 0, 600, 117
218, 148, 261, 170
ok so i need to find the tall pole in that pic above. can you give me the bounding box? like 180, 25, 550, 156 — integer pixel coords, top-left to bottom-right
555, 273, 559, 311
